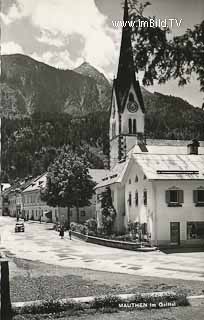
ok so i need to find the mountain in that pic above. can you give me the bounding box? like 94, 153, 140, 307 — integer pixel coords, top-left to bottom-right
1, 53, 204, 140
0, 54, 111, 117
74, 61, 111, 111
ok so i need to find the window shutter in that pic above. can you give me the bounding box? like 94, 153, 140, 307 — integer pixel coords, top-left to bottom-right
178, 190, 184, 203
193, 190, 198, 203
165, 190, 170, 203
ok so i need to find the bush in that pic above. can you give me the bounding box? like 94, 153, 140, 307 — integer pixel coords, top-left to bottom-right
70, 222, 88, 235
92, 295, 122, 309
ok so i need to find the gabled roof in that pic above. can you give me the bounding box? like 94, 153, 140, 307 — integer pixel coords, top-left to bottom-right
95, 160, 130, 189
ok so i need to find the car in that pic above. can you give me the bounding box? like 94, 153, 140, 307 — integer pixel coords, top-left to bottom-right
15, 222, 25, 233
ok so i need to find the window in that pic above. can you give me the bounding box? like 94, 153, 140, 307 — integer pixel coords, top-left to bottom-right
133, 119, 137, 134
128, 119, 132, 134
143, 175, 147, 180
129, 179, 131, 184
135, 191, 138, 206
128, 192, 132, 206
112, 122, 116, 138
166, 189, 183, 207
135, 175, 138, 182
80, 211, 86, 217
129, 93, 134, 102
193, 189, 204, 206
143, 190, 147, 206
187, 222, 204, 240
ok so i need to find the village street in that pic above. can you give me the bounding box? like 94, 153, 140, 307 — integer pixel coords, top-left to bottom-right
1, 216, 204, 282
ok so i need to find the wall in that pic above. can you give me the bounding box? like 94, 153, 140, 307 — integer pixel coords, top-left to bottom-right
154, 180, 204, 246
124, 161, 154, 238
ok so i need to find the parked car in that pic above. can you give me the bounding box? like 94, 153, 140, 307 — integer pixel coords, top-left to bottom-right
15, 222, 25, 233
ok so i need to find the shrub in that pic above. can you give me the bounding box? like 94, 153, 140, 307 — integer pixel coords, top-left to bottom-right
92, 295, 122, 309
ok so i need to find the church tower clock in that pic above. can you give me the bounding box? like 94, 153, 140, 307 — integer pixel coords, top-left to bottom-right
109, 0, 145, 169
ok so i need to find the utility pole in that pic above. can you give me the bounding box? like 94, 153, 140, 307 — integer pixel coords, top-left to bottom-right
1, 259, 12, 320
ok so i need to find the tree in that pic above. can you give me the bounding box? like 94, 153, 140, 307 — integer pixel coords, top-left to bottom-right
100, 187, 116, 235
128, 0, 204, 97
41, 147, 96, 225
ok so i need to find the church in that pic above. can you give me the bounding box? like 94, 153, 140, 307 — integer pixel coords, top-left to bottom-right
95, 0, 204, 247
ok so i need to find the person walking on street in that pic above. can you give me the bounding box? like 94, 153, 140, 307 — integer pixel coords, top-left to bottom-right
59, 226, 64, 239
68, 229, 72, 240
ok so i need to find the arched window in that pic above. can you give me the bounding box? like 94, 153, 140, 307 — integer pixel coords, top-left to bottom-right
129, 179, 131, 184
135, 191, 138, 206
128, 119, 132, 134
135, 175, 138, 182
129, 92, 134, 102
112, 122, 116, 138
133, 119, 137, 134
128, 192, 132, 206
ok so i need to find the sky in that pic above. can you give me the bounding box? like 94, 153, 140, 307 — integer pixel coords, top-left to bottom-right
1, 0, 204, 107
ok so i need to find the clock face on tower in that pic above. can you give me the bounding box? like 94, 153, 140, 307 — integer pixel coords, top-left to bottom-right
127, 101, 138, 113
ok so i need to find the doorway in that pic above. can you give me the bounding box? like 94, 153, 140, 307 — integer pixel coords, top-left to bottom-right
170, 222, 180, 245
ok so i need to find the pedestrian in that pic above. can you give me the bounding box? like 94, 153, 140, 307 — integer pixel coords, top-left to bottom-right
68, 229, 72, 240
59, 226, 64, 239
39, 215, 42, 224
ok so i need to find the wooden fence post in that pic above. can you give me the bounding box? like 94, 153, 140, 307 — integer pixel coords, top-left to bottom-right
1, 260, 12, 320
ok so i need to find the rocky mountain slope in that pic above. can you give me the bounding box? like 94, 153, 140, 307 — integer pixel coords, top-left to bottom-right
0, 54, 110, 117
1, 53, 204, 140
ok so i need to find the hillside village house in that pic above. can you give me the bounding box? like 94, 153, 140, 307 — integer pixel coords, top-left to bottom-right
95, 0, 204, 247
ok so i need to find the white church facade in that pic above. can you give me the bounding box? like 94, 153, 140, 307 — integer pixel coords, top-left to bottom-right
95, 0, 204, 247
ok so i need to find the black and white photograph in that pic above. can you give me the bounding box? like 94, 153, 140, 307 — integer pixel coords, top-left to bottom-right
0, 0, 204, 319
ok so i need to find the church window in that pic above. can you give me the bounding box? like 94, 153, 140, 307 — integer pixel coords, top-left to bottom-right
133, 119, 137, 134
129, 93, 134, 102
128, 192, 132, 206
128, 119, 132, 134
143, 190, 147, 206
135, 175, 138, 182
112, 122, 116, 138
135, 191, 138, 206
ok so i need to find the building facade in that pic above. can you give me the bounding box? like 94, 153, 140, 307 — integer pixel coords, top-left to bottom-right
95, 0, 204, 247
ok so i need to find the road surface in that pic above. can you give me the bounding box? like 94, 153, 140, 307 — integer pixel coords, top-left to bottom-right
1, 216, 204, 281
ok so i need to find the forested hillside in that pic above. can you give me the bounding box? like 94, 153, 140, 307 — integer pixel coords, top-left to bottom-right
1, 54, 204, 183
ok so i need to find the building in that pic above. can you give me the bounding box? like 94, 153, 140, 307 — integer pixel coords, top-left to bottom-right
95, 0, 204, 247
4, 169, 106, 224
0, 183, 11, 216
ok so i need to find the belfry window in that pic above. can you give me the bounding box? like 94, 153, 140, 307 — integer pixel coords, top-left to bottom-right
133, 119, 137, 134
112, 122, 116, 138
129, 93, 134, 102
128, 119, 132, 134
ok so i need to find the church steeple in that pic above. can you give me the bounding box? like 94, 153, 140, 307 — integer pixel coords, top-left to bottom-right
116, 0, 136, 109
109, 0, 145, 169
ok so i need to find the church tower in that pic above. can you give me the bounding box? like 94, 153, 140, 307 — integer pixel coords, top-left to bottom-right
109, 0, 145, 169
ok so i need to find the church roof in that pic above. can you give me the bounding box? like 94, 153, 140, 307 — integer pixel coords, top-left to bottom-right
133, 154, 204, 180
114, 0, 145, 113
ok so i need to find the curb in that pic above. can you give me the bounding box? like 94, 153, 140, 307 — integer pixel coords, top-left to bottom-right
12, 291, 204, 313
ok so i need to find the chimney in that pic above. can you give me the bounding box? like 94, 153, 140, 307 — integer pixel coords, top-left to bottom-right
187, 139, 200, 155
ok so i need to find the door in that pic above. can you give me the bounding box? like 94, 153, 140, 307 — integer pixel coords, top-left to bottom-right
170, 222, 180, 245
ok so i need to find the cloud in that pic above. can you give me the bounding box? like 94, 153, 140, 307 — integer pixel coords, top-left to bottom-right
31, 50, 83, 70
36, 31, 65, 47
3, 0, 119, 73
1, 42, 24, 54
